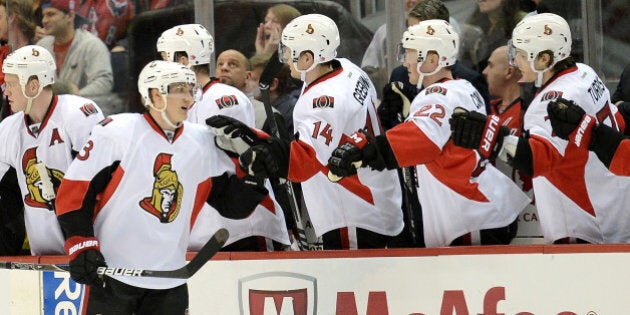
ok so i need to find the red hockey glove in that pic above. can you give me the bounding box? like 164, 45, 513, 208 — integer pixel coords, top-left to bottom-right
65, 236, 107, 287
327, 129, 386, 182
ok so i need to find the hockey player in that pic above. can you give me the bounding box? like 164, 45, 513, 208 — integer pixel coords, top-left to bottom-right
157, 24, 290, 251
547, 97, 630, 176
327, 19, 530, 248
0, 45, 104, 255
207, 14, 404, 249
450, 13, 630, 244
55, 60, 266, 313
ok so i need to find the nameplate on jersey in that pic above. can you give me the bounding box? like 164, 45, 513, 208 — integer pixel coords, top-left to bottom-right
312, 96, 335, 109
215, 95, 239, 109
80, 103, 99, 117
541, 90, 563, 102
352, 75, 370, 104
424, 85, 448, 96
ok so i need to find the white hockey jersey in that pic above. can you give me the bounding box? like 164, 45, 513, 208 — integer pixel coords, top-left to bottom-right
523, 63, 630, 243
0, 94, 103, 255
386, 78, 530, 247
288, 58, 404, 238
56, 113, 244, 289
186, 79, 290, 249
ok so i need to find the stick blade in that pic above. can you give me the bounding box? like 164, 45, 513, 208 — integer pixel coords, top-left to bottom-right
183, 228, 229, 277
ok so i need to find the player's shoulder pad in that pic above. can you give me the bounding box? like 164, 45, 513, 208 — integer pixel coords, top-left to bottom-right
209, 83, 250, 109
57, 94, 103, 118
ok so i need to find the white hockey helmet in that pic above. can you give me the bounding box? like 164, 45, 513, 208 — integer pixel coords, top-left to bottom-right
399, 19, 459, 68
156, 24, 214, 67
2, 45, 56, 91
511, 13, 572, 66
279, 14, 340, 65
138, 60, 197, 106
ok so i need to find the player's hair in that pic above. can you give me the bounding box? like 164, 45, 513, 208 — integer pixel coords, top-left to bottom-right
267, 4, 301, 28
190, 64, 210, 76
537, 49, 575, 74
1, 0, 37, 40
408, 0, 450, 22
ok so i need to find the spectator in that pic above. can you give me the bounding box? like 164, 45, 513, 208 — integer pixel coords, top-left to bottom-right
156, 24, 290, 252
37, 0, 114, 114
77, 0, 134, 50
329, 20, 529, 248
208, 14, 405, 250
0, 0, 39, 118
460, 0, 528, 71
254, 4, 301, 56
451, 13, 630, 244
0, 45, 104, 255
55, 60, 263, 313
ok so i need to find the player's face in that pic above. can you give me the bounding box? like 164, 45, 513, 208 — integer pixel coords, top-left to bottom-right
3, 74, 27, 112
165, 82, 195, 125
513, 49, 537, 83
41, 7, 71, 37
402, 49, 420, 85
215, 50, 249, 90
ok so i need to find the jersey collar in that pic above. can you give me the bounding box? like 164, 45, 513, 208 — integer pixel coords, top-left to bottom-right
538, 63, 578, 92
143, 111, 184, 143
25, 95, 58, 138
303, 59, 343, 94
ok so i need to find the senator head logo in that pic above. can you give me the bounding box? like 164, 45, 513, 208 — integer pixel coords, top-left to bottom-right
21, 147, 63, 210
139, 153, 183, 223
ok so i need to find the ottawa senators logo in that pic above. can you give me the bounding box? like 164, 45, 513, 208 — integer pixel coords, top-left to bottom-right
306, 24, 314, 34
21, 147, 64, 210
176, 27, 184, 36
426, 25, 435, 35
215, 95, 239, 109
541, 90, 563, 101
32, 48, 40, 57
312, 95, 334, 109
80, 103, 99, 117
139, 153, 183, 223
424, 85, 448, 96
543, 24, 552, 35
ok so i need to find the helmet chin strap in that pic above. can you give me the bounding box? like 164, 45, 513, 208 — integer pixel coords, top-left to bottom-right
20, 83, 44, 116
530, 59, 554, 88
151, 94, 180, 130
415, 61, 442, 90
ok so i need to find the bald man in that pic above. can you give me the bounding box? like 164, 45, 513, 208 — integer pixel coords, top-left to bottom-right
483, 45, 522, 116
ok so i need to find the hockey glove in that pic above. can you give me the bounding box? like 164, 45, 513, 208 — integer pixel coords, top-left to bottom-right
547, 97, 588, 140
239, 137, 290, 179
206, 115, 268, 157
450, 107, 509, 160
327, 129, 387, 182
65, 236, 107, 287
379, 82, 410, 123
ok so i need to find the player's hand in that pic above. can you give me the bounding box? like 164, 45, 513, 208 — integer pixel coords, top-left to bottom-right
450, 107, 509, 160
206, 115, 267, 156
328, 129, 386, 182
379, 82, 409, 122
547, 97, 587, 140
65, 236, 107, 287
240, 144, 281, 178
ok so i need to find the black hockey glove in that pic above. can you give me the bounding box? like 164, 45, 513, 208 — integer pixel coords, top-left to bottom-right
327, 129, 387, 182
379, 82, 410, 123
206, 115, 267, 157
547, 97, 587, 140
65, 236, 106, 287
239, 137, 290, 179
450, 107, 509, 160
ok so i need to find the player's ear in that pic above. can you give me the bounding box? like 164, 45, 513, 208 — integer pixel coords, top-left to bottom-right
178, 55, 189, 67
270, 78, 279, 92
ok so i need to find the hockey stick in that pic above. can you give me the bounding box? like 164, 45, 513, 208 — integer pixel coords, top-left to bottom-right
0, 228, 229, 279
391, 82, 422, 246
259, 51, 323, 250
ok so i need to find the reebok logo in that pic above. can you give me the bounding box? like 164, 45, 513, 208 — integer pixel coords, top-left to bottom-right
481, 115, 500, 153
574, 116, 592, 147
68, 240, 99, 256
